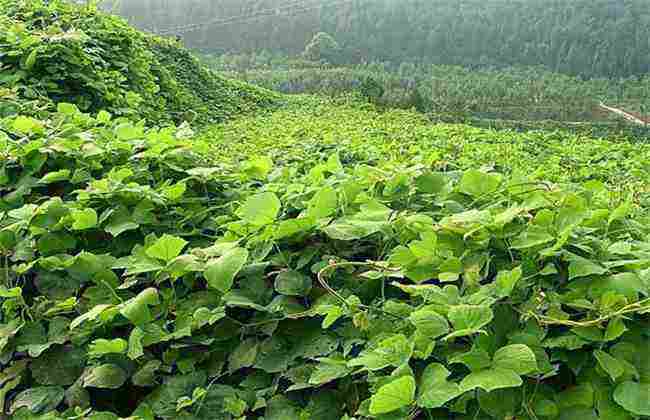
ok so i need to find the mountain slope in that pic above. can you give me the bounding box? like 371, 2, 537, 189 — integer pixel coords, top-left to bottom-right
0, 0, 279, 124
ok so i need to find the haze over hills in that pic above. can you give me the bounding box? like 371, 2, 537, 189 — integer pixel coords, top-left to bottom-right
110, 0, 650, 77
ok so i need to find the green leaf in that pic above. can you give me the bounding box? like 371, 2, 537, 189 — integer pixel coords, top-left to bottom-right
534, 399, 559, 417
105, 210, 139, 237
146, 234, 188, 263
460, 368, 522, 392
274, 270, 312, 296
265, 395, 301, 420
417, 363, 463, 409
39, 170, 71, 185
492, 344, 537, 375
613, 382, 650, 416
369, 375, 416, 415
97, 110, 112, 123
56, 103, 78, 115
9, 386, 64, 414
12, 116, 43, 135
229, 338, 259, 372
37, 232, 77, 255
445, 305, 493, 339
594, 350, 625, 382
240, 192, 281, 226
119, 288, 159, 326
309, 356, 352, 385
408, 309, 450, 338
88, 338, 128, 358
204, 248, 249, 293
568, 254, 607, 280
132, 360, 161, 387
494, 266, 522, 298
83, 364, 127, 389
31, 346, 85, 386
415, 172, 447, 194
127, 327, 145, 360
243, 156, 273, 179
23, 49, 39, 70
307, 186, 338, 219
71, 208, 98, 230
605, 317, 628, 342
143, 372, 206, 417
458, 169, 502, 198
114, 123, 140, 140
557, 384, 594, 408
511, 225, 554, 249
348, 334, 413, 371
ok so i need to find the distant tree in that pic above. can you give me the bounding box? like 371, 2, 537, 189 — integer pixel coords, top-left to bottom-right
303, 32, 340, 64
360, 76, 384, 104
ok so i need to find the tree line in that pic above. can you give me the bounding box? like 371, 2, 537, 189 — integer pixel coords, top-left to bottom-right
111, 0, 650, 78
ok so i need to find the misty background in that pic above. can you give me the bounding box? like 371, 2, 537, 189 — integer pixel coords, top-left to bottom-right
103, 0, 650, 78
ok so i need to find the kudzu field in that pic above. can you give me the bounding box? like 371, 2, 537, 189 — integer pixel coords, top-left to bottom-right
2, 1, 650, 420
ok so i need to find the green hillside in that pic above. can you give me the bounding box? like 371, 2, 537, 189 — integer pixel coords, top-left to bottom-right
0, 0, 279, 124
2, 1, 650, 419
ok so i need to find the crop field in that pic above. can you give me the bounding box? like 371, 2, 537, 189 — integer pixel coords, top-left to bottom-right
2, 1, 650, 420
207, 61, 650, 127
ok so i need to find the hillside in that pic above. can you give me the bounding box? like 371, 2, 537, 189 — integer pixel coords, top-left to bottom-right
0, 0, 279, 124
3, 94, 650, 418
116, 0, 650, 78
2, 1, 650, 419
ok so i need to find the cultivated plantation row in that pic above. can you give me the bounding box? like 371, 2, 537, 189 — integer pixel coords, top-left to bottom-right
1, 1, 650, 419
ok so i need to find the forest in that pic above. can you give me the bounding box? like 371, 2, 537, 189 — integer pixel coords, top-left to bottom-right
2, 0, 650, 419
113, 0, 650, 78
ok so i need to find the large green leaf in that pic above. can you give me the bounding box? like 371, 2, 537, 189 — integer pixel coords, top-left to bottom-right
83, 364, 127, 389
71, 208, 98, 230
594, 350, 625, 382
240, 192, 281, 226
146, 235, 188, 263
568, 254, 607, 280
445, 305, 493, 339
458, 169, 502, 198
307, 186, 338, 219
408, 309, 450, 338
492, 344, 537, 375
274, 270, 312, 296
459, 368, 522, 392
9, 386, 64, 415
31, 346, 85, 386
417, 363, 463, 408
119, 288, 160, 326
613, 382, 650, 416
369, 375, 416, 415
348, 334, 413, 371
494, 266, 522, 298
204, 248, 249, 293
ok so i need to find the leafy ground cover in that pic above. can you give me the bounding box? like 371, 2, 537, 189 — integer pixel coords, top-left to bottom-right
0, 0, 279, 125
205, 60, 650, 124
2, 95, 650, 419
204, 99, 650, 201
2, 2, 650, 419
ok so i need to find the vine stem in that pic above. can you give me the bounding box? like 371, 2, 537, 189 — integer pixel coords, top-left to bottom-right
528, 297, 650, 327
317, 260, 403, 320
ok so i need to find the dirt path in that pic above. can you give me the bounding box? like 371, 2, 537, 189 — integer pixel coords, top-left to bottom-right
599, 103, 648, 126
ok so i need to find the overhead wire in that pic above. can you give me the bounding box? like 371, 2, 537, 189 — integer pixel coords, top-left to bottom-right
152, 0, 346, 35
142, 0, 616, 36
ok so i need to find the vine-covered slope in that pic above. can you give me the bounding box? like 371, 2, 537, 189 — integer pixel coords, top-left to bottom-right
0, 0, 279, 125
2, 97, 650, 419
